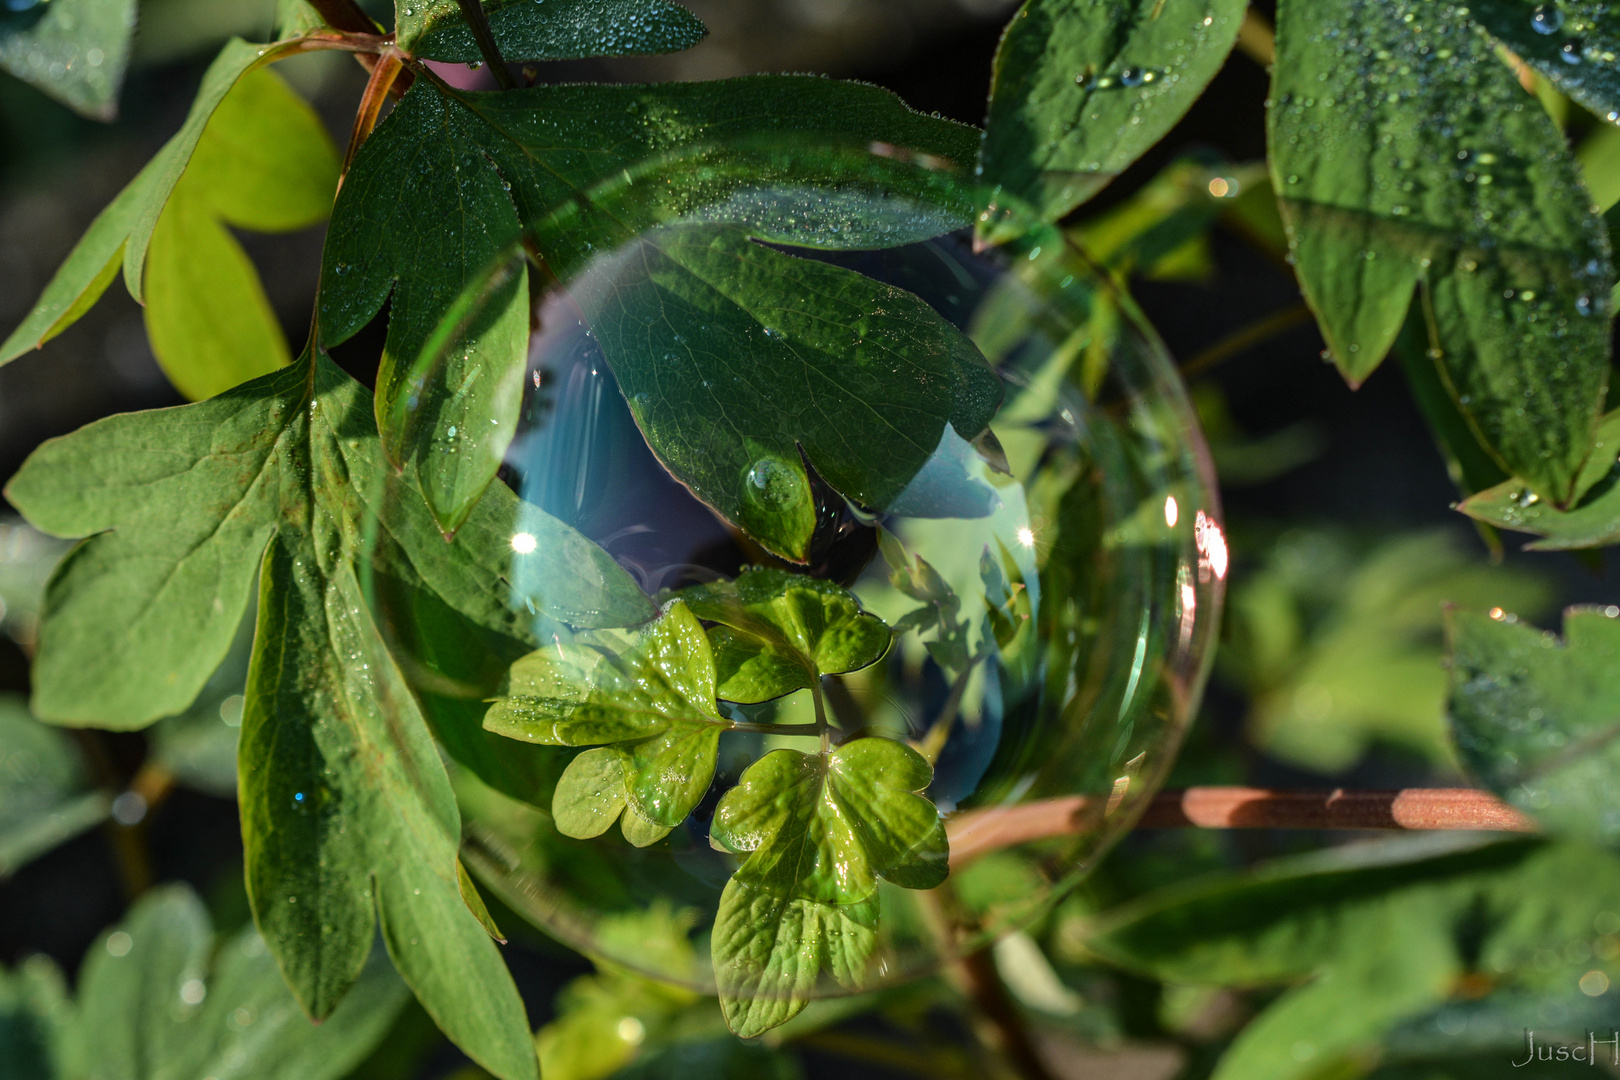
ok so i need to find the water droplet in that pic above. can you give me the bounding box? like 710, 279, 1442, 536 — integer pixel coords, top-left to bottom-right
1531, 4, 1563, 33
1561, 41, 1583, 63
1119, 67, 1146, 88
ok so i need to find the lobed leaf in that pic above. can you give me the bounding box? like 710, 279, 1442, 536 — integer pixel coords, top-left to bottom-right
4, 350, 647, 1078
709, 738, 947, 1036
0, 0, 136, 120
1270, 0, 1613, 502
1469, 0, 1620, 122
1447, 605, 1620, 846
1, 36, 323, 372
676, 567, 891, 703
400, 0, 708, 63
485, 600, 727, 841
978, 0, 1247, 225
320, 74, 990, 548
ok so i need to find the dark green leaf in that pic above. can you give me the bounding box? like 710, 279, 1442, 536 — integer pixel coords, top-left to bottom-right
0, 0, 136, 120
979, 0, 1246, 224
485, 599, 728, 841
709, 737, 947, 1036
675, 566, 890, 704
400, 0, 707, 63
0, 955, 66, 1080
1459, 410, 1620, 548
1, 36, 319, 369
1270, 0, 1612, 501
1448, 605, 1620, 845
0, 697, 107, 877
1470, 1, 1620, 122
319, 74, 988, 550
4, 351, 644, 1078
68, 884, 408, 1080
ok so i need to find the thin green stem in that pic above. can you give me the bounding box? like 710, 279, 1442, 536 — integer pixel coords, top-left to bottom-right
454, 0, 519, 89
730, 721, 824, 738
811, 678, 831, 753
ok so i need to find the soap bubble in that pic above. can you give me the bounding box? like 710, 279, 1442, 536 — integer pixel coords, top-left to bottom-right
358, 135, 1223, 1002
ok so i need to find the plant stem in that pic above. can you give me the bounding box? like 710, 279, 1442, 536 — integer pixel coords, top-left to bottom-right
1179, 302, 1313, 379
954, 948, 1060, 1080
730, 721, 825, 738
340, 51, 405, 185
1236, 7, 1275, 67
454, 0, 519, 89
947, 786, 1535, 868
811, 678, 831, 753
306, 0, 380, 34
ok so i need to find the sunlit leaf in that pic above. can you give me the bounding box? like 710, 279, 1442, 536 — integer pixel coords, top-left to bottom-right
0, 0, 136, 120
485, 600, 727, 841
979, 0, 1246, 225
1459, 410, 1620, 548
1270, 0, 1612, 501
709, 738, 947, 1036
676, 567, 891, 703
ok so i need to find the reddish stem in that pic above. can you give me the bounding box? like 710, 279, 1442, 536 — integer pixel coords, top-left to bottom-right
305, 0, 380, 34
948, 787, 1535, 869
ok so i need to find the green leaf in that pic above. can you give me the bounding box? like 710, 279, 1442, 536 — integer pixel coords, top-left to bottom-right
1270, 0, 1612, 501
486, 599, 728, 840
676, 566, 891, 704
400, 0, 708, 62
709, 737, 947, 1037
276, 0, 330, 37
1458, 409, 1620, 547
1, 35, 320, 368
319, 74, 987, 548
68, 884, 409, 1080
142, 65, 341, 400
978, 0, 1246, 224
0, 955, 68, 1080
5, 350, 643, 1078
1447, 605, 1620, 846
1470, 1, 1620, 122
0, 0, 136, 120
0, 696, 107, 877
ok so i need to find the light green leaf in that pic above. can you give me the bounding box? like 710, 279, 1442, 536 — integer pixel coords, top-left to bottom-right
709, 738, 947, 1037
486, 600, 727, 838
0, 0, 136, 120
399, 0, 707, 62
276, 0, 331, 37
676, 567, 891, 704
1469, 1, 1620, 122
978, 0, 1246, 224
1270, 0, 1612, 501
0, 696, 107, 877
1459, 409, 1620, 548
1, 35, 321, 369
319, 74, 987, 549
143, 66, 339, 400
1447, 606, 1620, 846
5, 350, 643, 1078
69, 884, 409, 1080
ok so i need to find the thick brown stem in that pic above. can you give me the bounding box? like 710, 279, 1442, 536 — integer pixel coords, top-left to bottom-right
955, 948, 1061, 1080
306, 0, 380, 34
948, 787, 1536, 869
455, 0, 519, 89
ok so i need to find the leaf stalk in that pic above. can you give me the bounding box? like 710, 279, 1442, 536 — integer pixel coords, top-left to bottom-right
454, 0, 519, 90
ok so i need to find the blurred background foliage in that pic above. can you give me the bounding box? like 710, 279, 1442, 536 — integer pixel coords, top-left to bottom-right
3, 1, 1619, 1079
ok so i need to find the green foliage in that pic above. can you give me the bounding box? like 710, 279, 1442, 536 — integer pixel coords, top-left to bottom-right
1470, 1, 1620, 121
675, 567, 892, 703
320, 74, 987, 540
144, 67, 340, 400
979, 0, 1246, 224
401, 0, 708, 63
1089, 837, 1620, 1080
710, 739, 948, 1036
0, 0, 135, 120
0, 884, 409, 1080
1270, 0, 1612, 502
1448, 605, 1620, 845
1460, 409, 1620, 547
1223, 529, 1553, 771
0, 697, 107, 877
